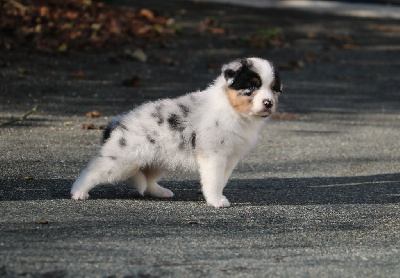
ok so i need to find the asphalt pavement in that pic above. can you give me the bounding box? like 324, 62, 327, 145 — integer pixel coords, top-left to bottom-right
1, 0, 400, 277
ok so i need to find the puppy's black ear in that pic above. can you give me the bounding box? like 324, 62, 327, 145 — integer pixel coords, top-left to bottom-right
224, 69, 236, 80
222, 60, 242, 82
271, 64, 283, 93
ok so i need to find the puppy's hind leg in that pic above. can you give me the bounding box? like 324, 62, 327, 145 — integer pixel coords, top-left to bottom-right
71, 156, 139, 200
144, 168, 174, 198
130, 170, 147, 196
130, 168, 173, 198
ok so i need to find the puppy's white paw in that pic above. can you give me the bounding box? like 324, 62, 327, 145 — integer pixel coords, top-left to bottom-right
207, 196, 231, 208
71, 191, 89, 200
146, 186, 174, 198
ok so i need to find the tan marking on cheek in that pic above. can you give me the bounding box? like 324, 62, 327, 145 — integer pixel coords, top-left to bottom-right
226, 88, 253, 114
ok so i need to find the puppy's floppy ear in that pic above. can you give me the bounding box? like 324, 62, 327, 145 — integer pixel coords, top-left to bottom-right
224, 69, 236, 80
271, 64, 283, 93
221, 60, 242, 84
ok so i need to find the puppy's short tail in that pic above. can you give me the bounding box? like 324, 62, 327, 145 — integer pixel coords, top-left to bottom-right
102, 115, 123, 144
102, 124, 113, 143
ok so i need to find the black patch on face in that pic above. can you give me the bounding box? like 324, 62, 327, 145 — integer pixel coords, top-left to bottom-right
191, 132, 196, 149
151, 105, 164, 125
146, 134, 156, 144
168, 113, 185, 132
221, 139, 225, 145
215, 121, 219, 127
178, 104, 190, 117
226, 60, 262, 91
119, 137, 127, 148
271, 64, 282, 93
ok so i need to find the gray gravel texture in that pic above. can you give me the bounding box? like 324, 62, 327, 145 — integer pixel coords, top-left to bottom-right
1, 1, 400, 277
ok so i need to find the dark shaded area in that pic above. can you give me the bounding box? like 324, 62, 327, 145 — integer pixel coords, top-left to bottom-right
1, 173, 399, 205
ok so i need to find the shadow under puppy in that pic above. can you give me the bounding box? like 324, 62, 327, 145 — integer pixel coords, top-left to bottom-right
71, 57, 282, 208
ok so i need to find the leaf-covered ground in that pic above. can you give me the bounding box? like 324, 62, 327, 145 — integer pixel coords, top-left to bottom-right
1, 0, 178, 52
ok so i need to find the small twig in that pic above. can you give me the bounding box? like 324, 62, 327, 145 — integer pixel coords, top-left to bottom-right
0, 106, 37, 127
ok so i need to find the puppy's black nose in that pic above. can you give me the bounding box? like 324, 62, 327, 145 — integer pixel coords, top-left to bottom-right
263, 99, 273, 109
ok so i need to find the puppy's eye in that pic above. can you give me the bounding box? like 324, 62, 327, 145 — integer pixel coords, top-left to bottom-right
248, 85, 257, 91
242, 85, 257, 97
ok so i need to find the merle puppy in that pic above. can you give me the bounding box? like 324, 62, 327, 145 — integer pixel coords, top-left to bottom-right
71, 57, 282, 207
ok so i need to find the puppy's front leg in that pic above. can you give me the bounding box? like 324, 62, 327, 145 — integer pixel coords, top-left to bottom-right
196, 155, 230, 208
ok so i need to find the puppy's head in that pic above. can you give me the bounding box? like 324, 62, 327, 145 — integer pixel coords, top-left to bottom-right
222, 58, 282, 117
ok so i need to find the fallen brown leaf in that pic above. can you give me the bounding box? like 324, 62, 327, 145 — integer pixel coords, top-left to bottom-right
36, 218, 49, 224
85, 110, 102, 118
139, 9, 155, 21
81, 123, 104, 130
136, 25, 153, 35
328, 35, 359, 49
208, 27, 226, 35
18, 68, 28, 74
307, 32, 316, 39
152, 55, 179, 66
328, 35, 353, 44
305, 53, 319, 63
123, 75, 141, 87
71, 71, 84, 78
200, 17, 226, 35
340, 44, 360, 50
368, 24, 400, 33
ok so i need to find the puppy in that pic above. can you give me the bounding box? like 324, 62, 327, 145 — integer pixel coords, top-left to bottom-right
71, 57, 282, 208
